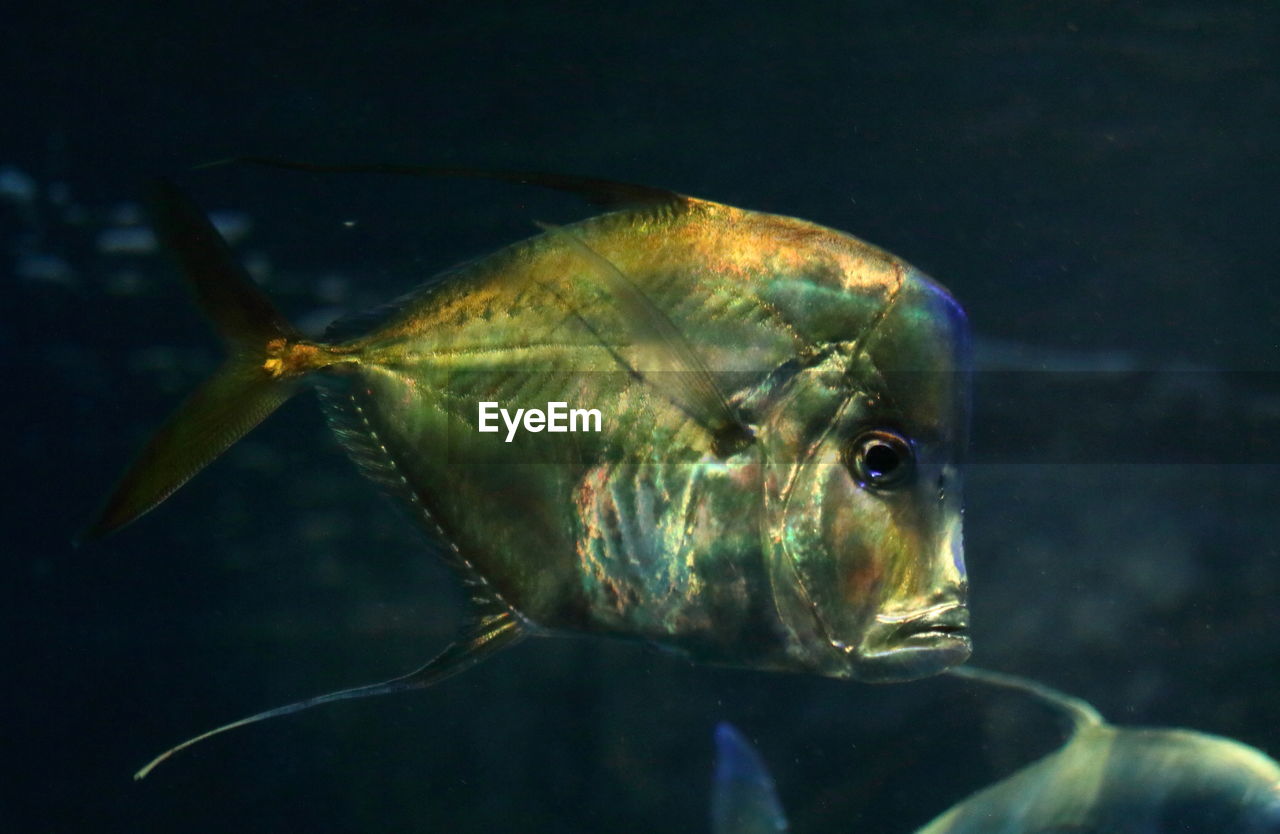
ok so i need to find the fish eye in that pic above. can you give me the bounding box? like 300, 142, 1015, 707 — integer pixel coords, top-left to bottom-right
848, 430, 914, 489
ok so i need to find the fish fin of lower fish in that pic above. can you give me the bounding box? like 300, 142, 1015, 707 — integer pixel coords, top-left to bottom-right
948, 666, 1105, 733
133, 610, 525, 780
83, 180, 349, 540
712, 723, 790, 834
199, 156, 686, 211
537, 222, 755, 457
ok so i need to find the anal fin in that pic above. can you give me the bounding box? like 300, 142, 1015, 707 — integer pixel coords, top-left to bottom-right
316, 380, 511, 616
134, 610, 525, 779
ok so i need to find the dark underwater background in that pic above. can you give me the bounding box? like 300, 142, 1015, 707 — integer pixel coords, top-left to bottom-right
4, 2, 1278, 832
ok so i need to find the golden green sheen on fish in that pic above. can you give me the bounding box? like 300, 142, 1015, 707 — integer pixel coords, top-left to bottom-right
92, 171, 972, 775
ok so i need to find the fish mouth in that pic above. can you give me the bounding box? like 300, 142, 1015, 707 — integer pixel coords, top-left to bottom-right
852, 604, 972, 682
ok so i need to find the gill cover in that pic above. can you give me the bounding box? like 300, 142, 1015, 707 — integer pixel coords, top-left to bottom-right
760, 267, 971, 681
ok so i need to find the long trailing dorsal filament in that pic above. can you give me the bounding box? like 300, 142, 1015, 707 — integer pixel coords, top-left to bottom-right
948, 665, 1105, 731
196, 156, 684, 210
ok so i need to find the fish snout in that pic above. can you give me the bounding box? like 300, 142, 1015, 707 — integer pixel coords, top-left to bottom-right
852, 601, 972, 682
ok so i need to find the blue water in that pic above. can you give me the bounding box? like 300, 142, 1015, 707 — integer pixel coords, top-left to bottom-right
5, 3, 1278, 832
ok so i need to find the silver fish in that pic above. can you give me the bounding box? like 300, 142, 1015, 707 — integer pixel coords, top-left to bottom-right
712, 669, 1280, 833
88, 165, 971, 776
924, 667, 1280, 833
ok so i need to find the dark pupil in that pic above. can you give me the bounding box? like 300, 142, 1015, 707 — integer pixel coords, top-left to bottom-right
863, 442, 900, 479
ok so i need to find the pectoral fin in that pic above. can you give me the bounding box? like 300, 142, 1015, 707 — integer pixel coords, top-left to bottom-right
134, 611, 524, 779
539, 223, 754, 456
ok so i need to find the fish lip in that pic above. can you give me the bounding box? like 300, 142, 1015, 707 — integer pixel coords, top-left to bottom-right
846, 603, 971, 682
883, 603, 971, 642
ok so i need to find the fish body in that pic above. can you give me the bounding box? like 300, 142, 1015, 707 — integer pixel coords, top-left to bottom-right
713, 672, 1280, 834
331, 195, 970, 679
93, 172, 971, 772
920, 724, 1280, 833
921, 670, 1280, 833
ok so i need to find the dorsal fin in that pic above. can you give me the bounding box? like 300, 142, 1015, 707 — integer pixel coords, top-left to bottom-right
198, 156, 686, 210
949, 666, 1105, 732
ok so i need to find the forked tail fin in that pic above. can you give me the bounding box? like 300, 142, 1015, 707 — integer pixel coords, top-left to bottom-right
84, 179, 346, 539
